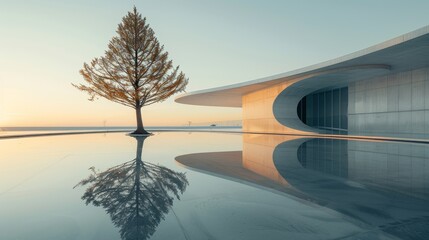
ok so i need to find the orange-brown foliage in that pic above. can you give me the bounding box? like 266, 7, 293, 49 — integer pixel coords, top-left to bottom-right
73, 7, 188, 110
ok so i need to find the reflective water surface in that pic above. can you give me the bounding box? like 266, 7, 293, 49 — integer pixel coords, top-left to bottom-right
1, 132, 429, 239
74, 137, 188, 240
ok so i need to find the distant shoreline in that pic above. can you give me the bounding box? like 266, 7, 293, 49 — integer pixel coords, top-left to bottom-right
0, 126, 242, 131
2, 127, 429, 145
0, 127, 242, 140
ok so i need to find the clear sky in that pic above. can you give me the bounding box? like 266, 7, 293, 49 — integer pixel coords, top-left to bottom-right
1, 0, 429, 127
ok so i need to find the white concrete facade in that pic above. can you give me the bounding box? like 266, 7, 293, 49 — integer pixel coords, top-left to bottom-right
176, 26, 429, 138
348, 67, 429, 135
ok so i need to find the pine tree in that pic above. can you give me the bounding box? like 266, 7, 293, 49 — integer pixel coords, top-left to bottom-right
73, 7, 188, 134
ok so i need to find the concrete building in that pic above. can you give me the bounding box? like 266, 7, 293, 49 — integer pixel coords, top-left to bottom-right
176, 26, 429, 139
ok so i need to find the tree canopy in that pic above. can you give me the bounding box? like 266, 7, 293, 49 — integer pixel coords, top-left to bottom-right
73, 7, 188, 134
74, 7, 188, 109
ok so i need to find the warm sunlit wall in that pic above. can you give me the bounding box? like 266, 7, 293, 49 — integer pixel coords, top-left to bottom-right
243, 66, 429, 137
242, 81, 313, 134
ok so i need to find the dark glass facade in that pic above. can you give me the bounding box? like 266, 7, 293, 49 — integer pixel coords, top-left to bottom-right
297, 87, 348, 131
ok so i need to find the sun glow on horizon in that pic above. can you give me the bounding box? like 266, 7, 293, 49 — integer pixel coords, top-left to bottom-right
0, 108, 8, 127
1, 1, 429, 127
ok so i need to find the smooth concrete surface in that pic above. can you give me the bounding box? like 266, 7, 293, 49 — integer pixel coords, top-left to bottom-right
176, 25, 429, 107
271, 65, 390, 134
176, 25, 429, 138
348, 66, 429, 135
242, 80, 305, 134
241, 65, 391, 135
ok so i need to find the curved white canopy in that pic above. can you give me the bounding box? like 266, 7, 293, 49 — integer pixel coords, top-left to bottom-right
176, 25, 429, 107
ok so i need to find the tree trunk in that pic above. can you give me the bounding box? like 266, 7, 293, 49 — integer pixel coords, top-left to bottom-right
133, 107, 150, 135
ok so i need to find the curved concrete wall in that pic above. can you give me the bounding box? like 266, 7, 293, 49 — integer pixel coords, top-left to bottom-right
177, 26, 429, 138
243, 65, 391, 135
244, 65, 429, 137
242, 79, 307, 134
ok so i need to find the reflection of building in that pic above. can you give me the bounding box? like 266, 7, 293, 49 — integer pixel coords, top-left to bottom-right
291, 138, 429, 199
176, 26, 429, 139
176, 134, 429, 239
242, 134, 291, 186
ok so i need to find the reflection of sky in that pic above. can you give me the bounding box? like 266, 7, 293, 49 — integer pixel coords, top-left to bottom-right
0, 133, 243, 239
0, 132, 387, 240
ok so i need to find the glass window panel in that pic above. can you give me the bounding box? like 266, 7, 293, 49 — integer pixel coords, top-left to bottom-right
301, 97, 307, 124
306, 95, 313, 126
340, 87, 348, 129
319, 92, 325, 127
313, 93, 318, 127
333, 89, 340, 128
301, 87, 348, 130
326, 90, 333, 128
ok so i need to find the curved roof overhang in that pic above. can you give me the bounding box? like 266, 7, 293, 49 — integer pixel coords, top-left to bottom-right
175, 25, 429, 107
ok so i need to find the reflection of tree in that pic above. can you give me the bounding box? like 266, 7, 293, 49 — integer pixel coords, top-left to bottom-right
75, 137, 188, 240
